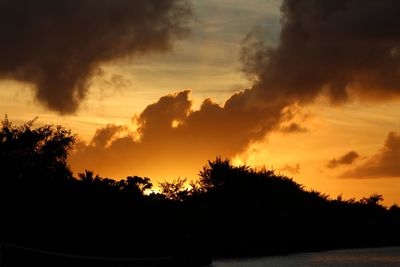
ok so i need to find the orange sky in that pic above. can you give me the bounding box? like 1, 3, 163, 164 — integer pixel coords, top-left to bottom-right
1, 0, 400, 205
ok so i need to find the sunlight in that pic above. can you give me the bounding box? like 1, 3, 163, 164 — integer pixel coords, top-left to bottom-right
171, 119, 182, 128
231, 157, 244, 166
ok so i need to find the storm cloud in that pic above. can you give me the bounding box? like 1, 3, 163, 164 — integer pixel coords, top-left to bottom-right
0, 0, 192, 113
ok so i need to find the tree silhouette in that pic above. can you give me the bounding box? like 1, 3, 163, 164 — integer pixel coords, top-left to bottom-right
0, 115, 75, 182
78, 169, 98, 184
159, 178, 188, 201
1, 118, 400, 266
118, 176, 153, 196
198, 157, 256, 190
360, 193, 384, 206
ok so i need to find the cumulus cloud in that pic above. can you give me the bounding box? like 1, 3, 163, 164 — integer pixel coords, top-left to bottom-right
327, 151, 360, 169
0, 0, 192, 113
341, 132, 400, 178
70, 90, 286, 179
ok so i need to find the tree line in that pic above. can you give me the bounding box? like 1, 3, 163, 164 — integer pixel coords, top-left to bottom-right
1, 117, 400, 265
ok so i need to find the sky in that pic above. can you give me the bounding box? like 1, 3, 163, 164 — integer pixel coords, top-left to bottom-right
1, 0, 400, 205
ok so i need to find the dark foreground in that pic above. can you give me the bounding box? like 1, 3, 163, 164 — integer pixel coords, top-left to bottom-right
1, 243, 177, 267
214, 246, 400, 267
1, 241, 214, 266
1, 120, 400, 266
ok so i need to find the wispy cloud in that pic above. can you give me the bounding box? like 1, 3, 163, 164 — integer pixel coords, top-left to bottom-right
279, 163, 300, 175
279, 123, 308, 134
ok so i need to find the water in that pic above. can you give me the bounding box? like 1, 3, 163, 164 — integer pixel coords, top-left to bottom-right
213, 247, 400, 267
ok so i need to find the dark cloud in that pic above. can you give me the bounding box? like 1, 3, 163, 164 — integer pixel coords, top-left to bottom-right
242, 0, 400, 106
341, 132, 400, 178
327, 151, 360, 169
0, 0, 192, 113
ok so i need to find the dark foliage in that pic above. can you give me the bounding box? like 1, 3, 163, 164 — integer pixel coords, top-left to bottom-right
0, 116, 74, 181
1, 118, 400, 266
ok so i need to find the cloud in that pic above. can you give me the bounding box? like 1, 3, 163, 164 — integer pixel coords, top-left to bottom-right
0, 0, 192, 114
71, 0, 400, 179
279, 163, 300, 175
90, 124, 126, 149
242, 0, 400, 106
279, 123, 308, 134
327, 151, 360, 169
341, 132, 400, 178
70, 90, 286, 179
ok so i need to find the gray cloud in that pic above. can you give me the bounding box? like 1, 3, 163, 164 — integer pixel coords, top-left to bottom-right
0, 0, 192, 113
327, 151, 360, 169
242, 0, 400, 107
341, 132, 400, 178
